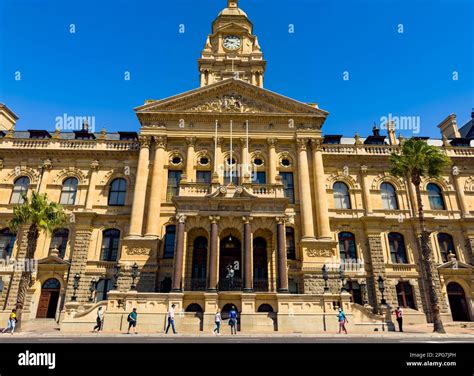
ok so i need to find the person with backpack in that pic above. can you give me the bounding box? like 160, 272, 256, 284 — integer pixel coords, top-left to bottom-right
337, 307, 348, 334
228, 306, 238, 335
127, 308, 137, 334
393, 306, 403, 332
1, 309, 17, 335
93, 307, 104, 332
213, 308, 221, 335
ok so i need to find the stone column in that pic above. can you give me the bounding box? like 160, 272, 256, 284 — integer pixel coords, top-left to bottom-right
240, 137, 250, 184
297, 139, 316, 239
208, 216, 220, 291
145, 136, 167, 237
128, 136, 151, 237
85, 160, 100, 210
185, 137, 196, 182
311, 139, 331, 239
360, 165, 373, 215
37, 159, 52, 193
277, 217, 289, 292
452, 169, 470, 217
172, 214, 186, 292
243, 216, 253, 292
267, 138, 277, 184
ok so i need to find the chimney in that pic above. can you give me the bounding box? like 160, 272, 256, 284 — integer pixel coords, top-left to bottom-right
0, 104, 19, 131
82, 120, 89, 132
372, 125, 380, 137
437, 114, 460, 139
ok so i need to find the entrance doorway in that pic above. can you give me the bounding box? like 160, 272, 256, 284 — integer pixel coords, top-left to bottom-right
36, 278, 61, 319
253, 237, 268, 292
219, 234, 242, 291
447, 282, 470, 321
191, 236, 208, 291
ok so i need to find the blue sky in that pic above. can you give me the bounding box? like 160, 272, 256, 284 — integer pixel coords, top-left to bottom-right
0, 0, 473, 138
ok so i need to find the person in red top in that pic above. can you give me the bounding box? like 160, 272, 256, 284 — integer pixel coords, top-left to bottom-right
393, 307, 403, 332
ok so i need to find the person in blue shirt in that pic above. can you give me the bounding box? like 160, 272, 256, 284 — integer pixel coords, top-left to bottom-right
127, 308, 138, 334
228, 306, 238, 335
337, 307, 348, 334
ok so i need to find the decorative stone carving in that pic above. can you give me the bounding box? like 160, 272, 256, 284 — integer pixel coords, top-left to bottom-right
125, 247, 151, 256
305, 248, 333, 257
153, 136, 167, 149
138, 136, 151, 149
53, 167, 87, 184
296, 139, 308, 151
185, 93, 275, 113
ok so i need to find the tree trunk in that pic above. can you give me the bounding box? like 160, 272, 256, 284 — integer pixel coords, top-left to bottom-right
413, 176, 445, 333
15, 223, 39, 325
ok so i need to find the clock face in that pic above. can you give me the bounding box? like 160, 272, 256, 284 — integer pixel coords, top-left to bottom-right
223, 35, 241, 50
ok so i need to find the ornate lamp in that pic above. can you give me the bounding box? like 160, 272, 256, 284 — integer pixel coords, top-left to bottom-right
131, 263, 139, 291
322, 264, 329, 292
71, 273, 80, 301
377, 275, 386, 305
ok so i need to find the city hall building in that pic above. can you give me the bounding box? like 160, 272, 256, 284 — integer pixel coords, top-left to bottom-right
0, 0, 472, 332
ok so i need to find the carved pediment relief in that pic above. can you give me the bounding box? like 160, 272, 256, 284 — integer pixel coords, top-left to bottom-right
184, 93, 276, 114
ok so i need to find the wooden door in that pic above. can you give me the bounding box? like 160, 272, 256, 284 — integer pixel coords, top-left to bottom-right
36, 291, 51, 318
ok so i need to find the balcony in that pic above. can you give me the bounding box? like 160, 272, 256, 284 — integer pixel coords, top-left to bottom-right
250, 184, 285, 198
218, 277, 243, 291
185, 278, 207, 292
253, 278, 269, 292
178, 183, 211, 197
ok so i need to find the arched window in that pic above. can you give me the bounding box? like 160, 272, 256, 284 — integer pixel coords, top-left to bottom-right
42, 278, 61, 289
286, 227, 296, 260
60, 177, 78, 205
333, 182, 351, 209
185, 303, 203, 313
0, 228, 16, 259
100, 229, 120, 261
253, 237, 268, 292
427, 183, 445, 210
437, 233, 456, 263
50, 228, 69, 258
163, 225, 176, 259
108, 178, 127, 206
381, 182, 398, 210
388, 233, 408, 264
191, 236, 207, 291
396, 282, 416, 309
338, 232, 357, 260
257, 304, 274, 313
10, 176, 30, 204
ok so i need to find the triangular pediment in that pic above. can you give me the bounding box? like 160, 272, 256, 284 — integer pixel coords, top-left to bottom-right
135, 79, 328, 117
37, 255, 70, 266
438, 259, 473, 270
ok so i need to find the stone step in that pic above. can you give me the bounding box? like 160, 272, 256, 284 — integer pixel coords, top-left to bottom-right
19, 319, 60, 333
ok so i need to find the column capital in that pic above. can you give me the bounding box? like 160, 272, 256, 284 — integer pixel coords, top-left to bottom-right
153, 136, 167, 150
185, 136, 197, 147
90, 160, 100, 171
296, 138, 309, 151
360, 165, 369, 175
276, 214, 293, 225
41, 158, 53, 170
242, 216, 253, 224
310, 138, 323, 151
138, 135, 152, 149
176, 214, 187, 223
214, 137, 224, 147
209, 215, 220, 224
267, 138, 278, 147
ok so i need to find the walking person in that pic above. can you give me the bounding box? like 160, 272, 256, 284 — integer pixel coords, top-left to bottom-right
393, 306, 403, 332
165, 304, 177, 334
127, 308, 137, 334
337, 307, 348, 334
1, 309, 17, 335
213, 308, 221, 335
228, 306, 238, 335
93, 307, 104, 332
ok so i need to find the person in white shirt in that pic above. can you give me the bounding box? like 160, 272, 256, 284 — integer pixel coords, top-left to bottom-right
213, 308, 222, 335
165, 304, 177, 334
93, 307, 104, 332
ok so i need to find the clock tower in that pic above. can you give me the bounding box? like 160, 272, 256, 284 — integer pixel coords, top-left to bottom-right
198, 0, 266, 88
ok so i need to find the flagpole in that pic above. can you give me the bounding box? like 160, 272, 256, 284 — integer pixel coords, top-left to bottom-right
246, 120, 249, 181
214, 119, 218, 175
230, 120, 233, 184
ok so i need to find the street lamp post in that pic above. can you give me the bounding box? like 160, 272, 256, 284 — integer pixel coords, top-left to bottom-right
113, 263, 121, 290
360, 280, 367, 305
130, 263, 139, 291
71, 273, 80, 302
322, 264, 329, 292
377, 275, 386, 305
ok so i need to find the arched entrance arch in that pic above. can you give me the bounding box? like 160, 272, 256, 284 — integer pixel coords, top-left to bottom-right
447, 282, 471, 321
191, 236, 208, 291
219, 232, 242, 291
36, 278, 61, 319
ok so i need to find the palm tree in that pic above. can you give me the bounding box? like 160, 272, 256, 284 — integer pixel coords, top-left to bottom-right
390, 138, 451, 333
9, 192, 67, 323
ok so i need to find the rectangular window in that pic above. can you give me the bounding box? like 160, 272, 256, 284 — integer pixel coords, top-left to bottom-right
196, 171, 211, 184
96, 279, 111, 301
163, 225, 176, 259
167, 171, 182, 202
280, 172, 295, 204
253, 171, 266, 184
